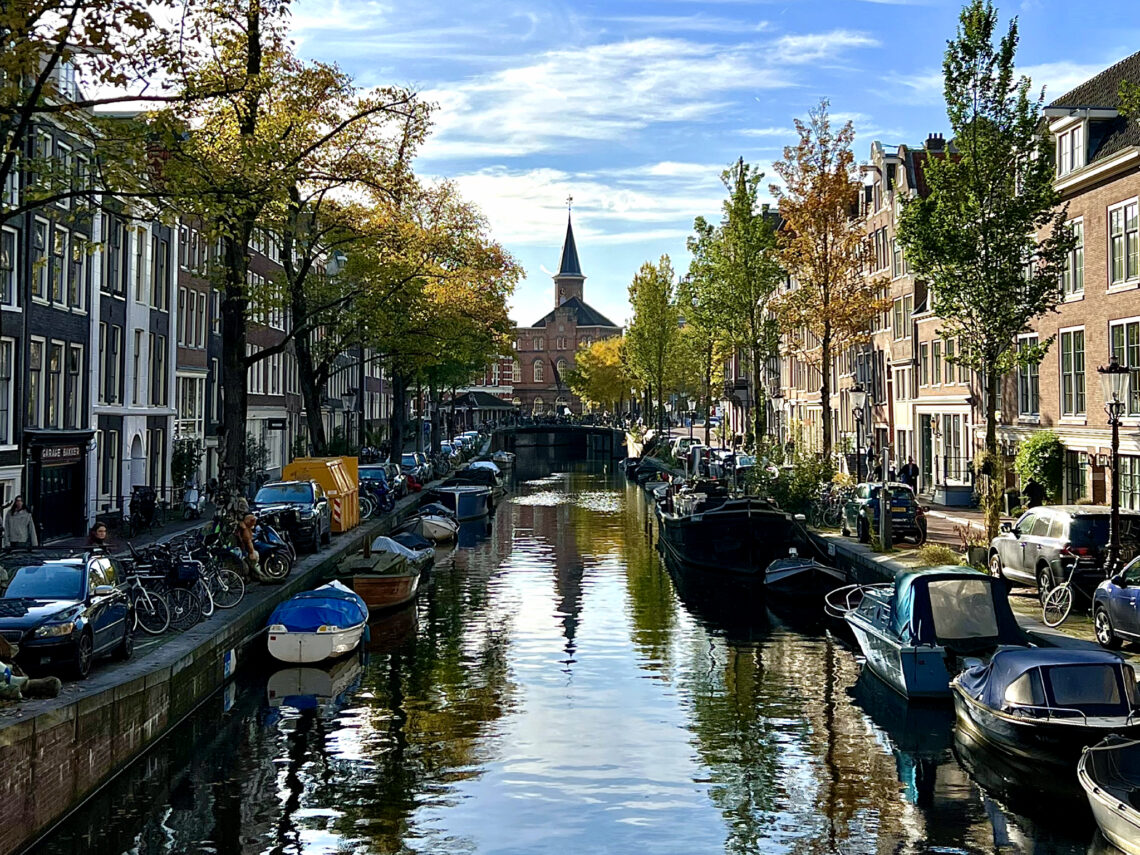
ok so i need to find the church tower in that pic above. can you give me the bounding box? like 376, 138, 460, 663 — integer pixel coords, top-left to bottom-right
553, 211, 585, 306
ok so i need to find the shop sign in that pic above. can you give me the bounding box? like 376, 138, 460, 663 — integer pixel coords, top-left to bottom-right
266, 418, 287, 431
41, 445, 81, 462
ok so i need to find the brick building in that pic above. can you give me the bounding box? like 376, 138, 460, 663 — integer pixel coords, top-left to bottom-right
511, 213, 622, 415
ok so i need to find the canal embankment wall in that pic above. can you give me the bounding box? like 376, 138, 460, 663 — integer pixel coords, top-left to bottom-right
0, 496, 424, 855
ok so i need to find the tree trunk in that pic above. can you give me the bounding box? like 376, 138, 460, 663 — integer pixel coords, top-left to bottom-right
982, 364, 1002, 539
820, 320, 833, 460
388, 373, 409, 463
415, 379, 424, 452
296, 342, 326, 456
704, 339, 712, 447
751, 347, 765, 444
221, 235, 250, 495
430, 384, 442, 454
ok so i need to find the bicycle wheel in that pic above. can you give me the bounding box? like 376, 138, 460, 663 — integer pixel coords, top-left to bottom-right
359, 495, 375, 521
210, 569, 245, 609
167, 587, 203, 630
133, 590, 170, 635
192, 578, 215, 617
1042, 584, 1074, 628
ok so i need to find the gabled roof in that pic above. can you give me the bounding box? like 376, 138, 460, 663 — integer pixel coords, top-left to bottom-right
1048, 51, 1140, 165
556, 214, 584, 278
448, 390, 515, 410
529, 295, 618, 329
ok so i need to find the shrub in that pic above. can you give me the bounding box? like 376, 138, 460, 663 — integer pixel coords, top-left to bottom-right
171, 437, 204, 489
1014, 431, 1064, 502
759, 448, 835, 514
917, 543, 961, 567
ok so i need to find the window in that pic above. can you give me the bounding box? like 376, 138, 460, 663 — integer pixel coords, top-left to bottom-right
0, 338, 12, 444
56, 143, 71, 209
177, 288, 187, 345
491, 362, 500, 385
892, 239, 903, 278
133, 329, 143, 405
197, 292, 207, 347
104, 324, 121, 404
153, 237, 169, 310
1017, 335, 1040, 416
66, 344, 81, 428
893, 299, 904, 340
32, 219, 48, 300
27, 340, 43, 427
1060, 328, 1086, 417
532, 396, 544, 414
46, 342, 63, 428
533, 359, 544, 383
1062, 219, 1084, 297
0, 227, 15, 306
1065, 450, 1089, 502
135, 228, 146, 301
1110, 201, 1139, 285
52, 226, 66, 303
153, 335, 166, 406
1120, 455, 1140, 511
945, 339, 956, 384
1056, 124, 1083, 177
534, 337, 544, 351
512, 361, 521, 383
932, 341, 942, 385
556, 358, 568, 377
1110, 320, 1140, 416
180, 225, 189, 268
920, 343, 929, 386
212, 290, 221, 334
69, 234, 85, 308
2, 155, 17, 208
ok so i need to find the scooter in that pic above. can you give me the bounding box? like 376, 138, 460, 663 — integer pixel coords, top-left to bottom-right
359, 478, 395, 520
182, 485, 204, 520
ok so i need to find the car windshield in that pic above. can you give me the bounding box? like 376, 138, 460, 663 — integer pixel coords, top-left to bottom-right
359, 466, 387, 482
870, 486, 914, 502
5, 563, 84, 600
256, 483, 313, 504
401, 454, 417, 467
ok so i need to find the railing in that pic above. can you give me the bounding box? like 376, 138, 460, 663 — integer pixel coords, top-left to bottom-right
939, 455, 975, 485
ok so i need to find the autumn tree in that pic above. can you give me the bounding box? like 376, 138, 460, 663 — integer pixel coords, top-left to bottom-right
772, 100, 887, 460
688, 159, 782, 444
148, 0, 424, 491
568, 337, 636, 413
626, 256, 680, 431
897, 0, 1074, 536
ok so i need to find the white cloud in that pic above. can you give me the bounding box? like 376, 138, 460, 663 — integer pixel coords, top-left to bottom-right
1020, 61, 1111, 101
772, 30, 879, 65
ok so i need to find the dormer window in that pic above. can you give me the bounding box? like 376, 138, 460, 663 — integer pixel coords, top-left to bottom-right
1057, 124, 1084, 177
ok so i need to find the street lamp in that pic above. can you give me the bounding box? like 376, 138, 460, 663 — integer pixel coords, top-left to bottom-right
341, 388, 357, 450
850, 384, 867, 482
1099, 356, 1129, 575
687, 397, 696, 439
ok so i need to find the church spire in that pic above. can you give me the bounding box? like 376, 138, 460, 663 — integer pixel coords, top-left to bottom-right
554, 199, 585, 306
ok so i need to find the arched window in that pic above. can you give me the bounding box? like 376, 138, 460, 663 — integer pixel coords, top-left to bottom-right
555, 396, 569, 413
512, 360, 521, 383
556, 358, 568, 377
533, 359, 544, 383
532, 396, 544, 413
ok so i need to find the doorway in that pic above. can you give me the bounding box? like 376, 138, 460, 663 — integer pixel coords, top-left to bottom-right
920, 415, 933, 492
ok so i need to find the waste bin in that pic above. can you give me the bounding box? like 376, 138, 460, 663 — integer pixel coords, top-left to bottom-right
283, 456, 360, 532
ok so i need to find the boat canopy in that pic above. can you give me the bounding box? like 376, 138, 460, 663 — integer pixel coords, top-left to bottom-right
267, 582, 368, 632
958, 648, 1139, 717
889, 567, 1023, 648
371, 535, 432, 561
469, 460, 501, 474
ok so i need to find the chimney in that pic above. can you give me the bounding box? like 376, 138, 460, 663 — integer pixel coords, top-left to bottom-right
926, 133, 945, 151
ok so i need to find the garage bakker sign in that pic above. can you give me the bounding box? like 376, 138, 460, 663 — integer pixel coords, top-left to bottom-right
41, 445, 81, 462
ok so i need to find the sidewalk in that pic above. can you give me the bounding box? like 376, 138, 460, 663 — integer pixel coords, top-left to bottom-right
46, 504, 219, 553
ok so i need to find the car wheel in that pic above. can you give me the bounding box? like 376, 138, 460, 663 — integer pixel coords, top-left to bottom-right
1036, 565, 1054, 606
1095, 607, 1123, 650
989, 551, 1005, 580
113, 624, 134, 661
73, 629, 94, 679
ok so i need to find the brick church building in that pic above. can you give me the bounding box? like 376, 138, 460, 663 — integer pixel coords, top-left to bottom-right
511, 213, 622, 415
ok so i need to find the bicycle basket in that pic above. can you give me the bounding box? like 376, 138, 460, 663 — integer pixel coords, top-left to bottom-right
168, 560, 202, 586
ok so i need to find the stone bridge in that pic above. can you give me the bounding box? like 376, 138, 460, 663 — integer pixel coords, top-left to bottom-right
492, 425, 627, 460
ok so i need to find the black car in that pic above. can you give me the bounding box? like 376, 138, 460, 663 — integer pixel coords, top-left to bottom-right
0, 552, 133, 678
840, 481, 928, 544
253, 480, 331, 553
988, 505, 1140, 601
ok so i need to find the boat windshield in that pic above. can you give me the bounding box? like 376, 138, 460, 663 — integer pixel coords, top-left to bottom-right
1045, 664, 1125, 709
927, 578, 999, 640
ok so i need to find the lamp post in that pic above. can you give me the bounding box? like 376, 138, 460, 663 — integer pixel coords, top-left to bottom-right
850, 384, 867, 482
687, 398, 696, 440
1099, 356, 1129, 576
341, 388, 357, 451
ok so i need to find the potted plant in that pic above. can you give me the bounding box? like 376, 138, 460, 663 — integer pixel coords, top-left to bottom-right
956, 523, 990, 568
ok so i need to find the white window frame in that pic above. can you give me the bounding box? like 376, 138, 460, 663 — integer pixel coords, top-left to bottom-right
1061, 217, 1084, 298
1110, 317, 1140, 418
1017, 334, 1040, 418
1060, 326, 1086, 418
0, 226, 16, 308
0, 337, 14, 446
1110, 198, 1140, 287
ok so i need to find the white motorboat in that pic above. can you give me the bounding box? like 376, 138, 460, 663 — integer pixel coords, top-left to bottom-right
1080, 735, 1140, 854
266, 581, 369, 664
397, 512, 459, 543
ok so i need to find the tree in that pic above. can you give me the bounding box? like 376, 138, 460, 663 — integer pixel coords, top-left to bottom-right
148, 0, 424, 491
688, 159, 783, 443
625, 256, 680, 430
772, 100, 887, 461
568, 337, 636, 412
896, 0, 1074, 536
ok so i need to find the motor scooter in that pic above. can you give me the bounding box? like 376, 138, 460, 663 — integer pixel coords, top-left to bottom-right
182, 485, 204, 520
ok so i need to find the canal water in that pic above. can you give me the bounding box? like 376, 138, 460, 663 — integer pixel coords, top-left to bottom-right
34, 453, 1110, 854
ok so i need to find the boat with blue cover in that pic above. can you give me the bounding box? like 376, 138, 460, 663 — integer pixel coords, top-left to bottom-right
266, 581, 369, 664
952, 648, 1140, 763
834, 566, 1027, 698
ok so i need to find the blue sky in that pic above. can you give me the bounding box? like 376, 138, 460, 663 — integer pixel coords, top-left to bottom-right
290, 0, 1140, 328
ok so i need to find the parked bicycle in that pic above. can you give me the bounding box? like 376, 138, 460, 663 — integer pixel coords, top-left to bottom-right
120, 565, 171, 635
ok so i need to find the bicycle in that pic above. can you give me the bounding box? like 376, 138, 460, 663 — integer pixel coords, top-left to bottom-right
121, 568, 171, 635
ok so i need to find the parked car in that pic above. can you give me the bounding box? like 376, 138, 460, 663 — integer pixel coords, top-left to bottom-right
400, 452, 431, 484
988, 505, 1140, 602
253, 480, 331, 553
0, 552, 133, 678
841, 482, 927, 544
1092, 555, 1140, 648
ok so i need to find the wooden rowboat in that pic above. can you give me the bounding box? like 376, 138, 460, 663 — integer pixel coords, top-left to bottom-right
350, 566, 420, 611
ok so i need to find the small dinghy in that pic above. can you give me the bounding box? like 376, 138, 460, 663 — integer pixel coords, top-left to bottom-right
764, 549, 847, 601
1080, 735, 1140, 854
491, 450, 515, 468
338, 544, 420, 612
267, 581, 369, 664
371, 534, 434, 572
952, 648, 1140, 764
397, 511, 458, 543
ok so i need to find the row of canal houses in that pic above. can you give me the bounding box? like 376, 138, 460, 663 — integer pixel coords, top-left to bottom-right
1, 68, 390, 541
724, 51, 1140, 509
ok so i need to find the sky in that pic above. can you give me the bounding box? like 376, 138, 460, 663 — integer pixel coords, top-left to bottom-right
289, 0, 1140, 328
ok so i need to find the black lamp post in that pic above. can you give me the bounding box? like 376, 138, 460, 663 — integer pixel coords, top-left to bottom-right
1099, 356, 1129, 576
341, 388, 357, 451
850, 384, 867, 482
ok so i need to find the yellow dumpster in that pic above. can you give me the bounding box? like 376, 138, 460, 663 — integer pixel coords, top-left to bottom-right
283, 456, 360, 532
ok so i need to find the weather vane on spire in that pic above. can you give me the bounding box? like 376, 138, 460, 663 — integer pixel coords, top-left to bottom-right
566, 194, 573, 214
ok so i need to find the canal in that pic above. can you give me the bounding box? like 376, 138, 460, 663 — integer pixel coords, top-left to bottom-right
33, 452, 1107, 854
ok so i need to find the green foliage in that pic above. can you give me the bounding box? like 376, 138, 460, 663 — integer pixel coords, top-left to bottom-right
626, 256, 680, 430
242, 433, 270, 490
291, 434, 311, 460
1014, 430, 1064, 501
171, 438, 204, 488
1121, 80, 1140, 118
917, 544, 961, 567
753, 449, 835, 514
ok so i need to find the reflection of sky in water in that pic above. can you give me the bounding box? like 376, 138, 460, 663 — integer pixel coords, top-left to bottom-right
511, 491, 568, 507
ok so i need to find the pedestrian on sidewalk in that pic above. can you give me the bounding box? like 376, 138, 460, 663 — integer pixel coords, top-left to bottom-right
2, 497, 38, 550
1023, 479, 1046, 509
86, 522, 112, 551
900, 456, 919, 490
236, 511, 259, 580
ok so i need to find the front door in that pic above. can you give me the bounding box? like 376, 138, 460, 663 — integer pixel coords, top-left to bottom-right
920, 416, 933, 492
40, 462, 83, 540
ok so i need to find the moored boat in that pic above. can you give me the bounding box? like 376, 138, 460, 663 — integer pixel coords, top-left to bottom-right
266, 656, 363, 710
432, 484, 492, 520
952, 648, 1140, 764
491, 450, 515, 468
349, 565, 421, 612
370, 534, 434, 572
397, 511, 459, 543
764, 549, 848, 601
266, 581, 369, 664
838, 566, 1026, 698
1080, 735, 1140, 854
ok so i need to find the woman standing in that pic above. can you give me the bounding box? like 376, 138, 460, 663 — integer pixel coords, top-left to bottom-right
2, 497, 38, 550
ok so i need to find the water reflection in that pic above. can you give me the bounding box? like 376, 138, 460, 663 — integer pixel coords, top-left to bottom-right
34, 454, 1105, 855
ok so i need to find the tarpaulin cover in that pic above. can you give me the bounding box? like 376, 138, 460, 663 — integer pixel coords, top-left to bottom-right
267, 581, 367, 632
371, 535, 433, 563
958, 647, 1134, 717
469, 461, 501, 474
888, 567, 1023, 647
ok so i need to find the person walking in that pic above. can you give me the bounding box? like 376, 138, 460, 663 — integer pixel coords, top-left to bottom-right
900, 456, 920, 491
2, 497, 38, 549
1023, 478, 1046, 509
